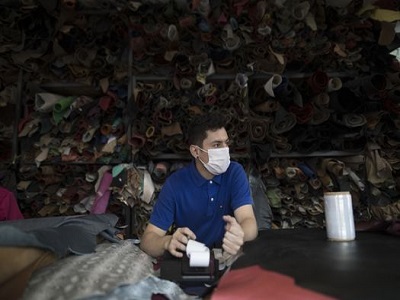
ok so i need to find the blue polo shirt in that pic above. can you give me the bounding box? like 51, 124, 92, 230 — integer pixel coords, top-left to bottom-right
149, 160, 253, 247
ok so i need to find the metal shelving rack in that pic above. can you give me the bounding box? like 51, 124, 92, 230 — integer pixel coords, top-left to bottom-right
130, 70, 361, 161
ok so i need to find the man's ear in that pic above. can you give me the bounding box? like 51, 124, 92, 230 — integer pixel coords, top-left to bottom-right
189, 145, 198, 158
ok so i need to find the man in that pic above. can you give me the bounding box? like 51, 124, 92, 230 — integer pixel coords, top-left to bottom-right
140, 112, 258, 258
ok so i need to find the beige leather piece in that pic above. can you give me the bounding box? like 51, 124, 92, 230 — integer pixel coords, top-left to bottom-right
0, 247, 56, 300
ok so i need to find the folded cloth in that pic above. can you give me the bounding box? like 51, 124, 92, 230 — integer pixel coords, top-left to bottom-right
0, 225, 98, 257
0, 214, 121, 259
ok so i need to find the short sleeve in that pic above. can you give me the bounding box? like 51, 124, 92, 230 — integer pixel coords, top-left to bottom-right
149, 179, 175, 231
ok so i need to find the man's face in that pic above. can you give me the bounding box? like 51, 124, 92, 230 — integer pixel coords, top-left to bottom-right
198, 128, 230, 163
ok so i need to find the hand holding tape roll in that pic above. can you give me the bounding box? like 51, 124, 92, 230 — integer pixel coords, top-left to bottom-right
186, 240, 210, 267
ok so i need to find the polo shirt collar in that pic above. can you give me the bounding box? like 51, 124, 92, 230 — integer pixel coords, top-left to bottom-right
190, 160, 222, 186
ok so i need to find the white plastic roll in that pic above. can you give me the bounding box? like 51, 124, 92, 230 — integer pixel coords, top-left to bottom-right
323, 191, 356, 241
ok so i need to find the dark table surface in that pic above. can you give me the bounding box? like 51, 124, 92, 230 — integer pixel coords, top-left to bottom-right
231, 228, 400, 300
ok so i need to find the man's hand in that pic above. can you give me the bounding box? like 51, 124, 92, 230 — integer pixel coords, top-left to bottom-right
222, 215, 244, 255
165, 227, 196, 258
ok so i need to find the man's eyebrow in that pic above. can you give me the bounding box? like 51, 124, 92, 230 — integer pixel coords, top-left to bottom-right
211, 138, 228, 144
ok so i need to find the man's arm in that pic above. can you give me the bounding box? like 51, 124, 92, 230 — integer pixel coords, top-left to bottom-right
235, 204, 258, 242
140, 224, 196, 258
140, 224, 170, 257
222, 204, 258, 255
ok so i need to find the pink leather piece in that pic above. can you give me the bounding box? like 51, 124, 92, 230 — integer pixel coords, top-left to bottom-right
212, 265, 336, 300
0, 187, 24, 221
90, 171, 113, 214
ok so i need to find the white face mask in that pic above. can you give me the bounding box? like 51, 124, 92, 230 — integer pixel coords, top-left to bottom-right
198, 147, 231, 175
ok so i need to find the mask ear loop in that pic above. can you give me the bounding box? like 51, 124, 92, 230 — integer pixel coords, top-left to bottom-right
196, 146, 209, 165
197, 146, 207, 153
190, 145, 203, 159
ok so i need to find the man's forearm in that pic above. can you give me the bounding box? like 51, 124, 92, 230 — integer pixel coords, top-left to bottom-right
140, 232, 172, 257
240, 217, 258, 242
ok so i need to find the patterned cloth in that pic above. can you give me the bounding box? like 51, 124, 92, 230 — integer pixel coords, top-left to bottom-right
23, 240, 155, 300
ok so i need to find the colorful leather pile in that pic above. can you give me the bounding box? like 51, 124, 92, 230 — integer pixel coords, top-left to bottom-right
1, 1, 400, 230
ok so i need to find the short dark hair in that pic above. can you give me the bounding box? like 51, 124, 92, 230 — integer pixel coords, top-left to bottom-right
187, 112, 227, 146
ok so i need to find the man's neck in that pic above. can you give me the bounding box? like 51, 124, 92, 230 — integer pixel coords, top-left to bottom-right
194, 159, 214, 180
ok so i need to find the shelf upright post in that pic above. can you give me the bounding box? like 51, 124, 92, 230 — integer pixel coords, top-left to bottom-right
126, 28, 136, 239
13, 69, 23, 167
